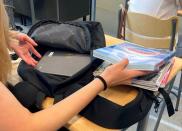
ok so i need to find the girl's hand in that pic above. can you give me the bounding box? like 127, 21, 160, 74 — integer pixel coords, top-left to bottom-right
9, 32, 41, 67
100, 59, 148, 87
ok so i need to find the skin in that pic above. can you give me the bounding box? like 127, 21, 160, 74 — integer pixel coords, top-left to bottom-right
9, 31, 41, 67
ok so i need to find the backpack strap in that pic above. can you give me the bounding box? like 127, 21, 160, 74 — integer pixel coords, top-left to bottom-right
10, 81, 46, 110
54, 94, 64, 104
158, 88, 175, 117
144, 91, 161, 113
35, 91, 46, 109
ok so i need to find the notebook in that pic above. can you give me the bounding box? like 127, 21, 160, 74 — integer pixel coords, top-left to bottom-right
36, 51, 91, 76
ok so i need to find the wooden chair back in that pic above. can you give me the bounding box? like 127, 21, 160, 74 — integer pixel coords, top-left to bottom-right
125, 12, 178, 50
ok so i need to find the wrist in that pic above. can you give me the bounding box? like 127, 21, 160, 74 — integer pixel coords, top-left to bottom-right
100, 72, 112, 87
8, 40, 15, 50
9, 30, 20, 39
8, 38, 19, 50
95, 75, 108, 91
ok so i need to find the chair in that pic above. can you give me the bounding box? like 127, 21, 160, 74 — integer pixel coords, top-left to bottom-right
125, 12, 178, 50
4, 0, 16, 28
174, 35, 182, 111
13, 0, 32, 25
34, 0, 90, 22
13, 0, 31, 17
118, 12, 180, 131
13, 0, 91, 25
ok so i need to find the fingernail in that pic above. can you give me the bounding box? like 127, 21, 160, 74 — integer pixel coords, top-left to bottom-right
38, 54, 42, 58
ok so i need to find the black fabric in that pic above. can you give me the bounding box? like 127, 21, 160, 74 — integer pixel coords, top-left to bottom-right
10, 81, 44, 112
17, 58, 101, 94
11, 20, 154, 129
158, 88, 175, 117
80, 89, 153, 129
27, 20, 106, 54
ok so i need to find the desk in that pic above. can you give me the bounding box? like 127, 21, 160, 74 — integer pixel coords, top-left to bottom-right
10, 35, 182, 131
178, 10, 182, 16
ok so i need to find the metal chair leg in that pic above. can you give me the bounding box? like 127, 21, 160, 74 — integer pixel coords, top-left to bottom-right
137, 112, 150, 131
154, 101, 166, 131
175, 71, 182, 111
83, 16, 87, 21
154, 78, 175, 131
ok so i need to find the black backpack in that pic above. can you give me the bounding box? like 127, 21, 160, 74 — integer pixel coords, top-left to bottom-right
10, 20, 169, 129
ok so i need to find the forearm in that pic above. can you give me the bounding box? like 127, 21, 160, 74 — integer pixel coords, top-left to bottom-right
30, 78, 104, 131
1, 79, 104, 131
7, 30, 20, 50
9, 30, 20, 39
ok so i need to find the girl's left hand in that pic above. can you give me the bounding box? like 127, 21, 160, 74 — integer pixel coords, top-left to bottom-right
9, 32, 41, 67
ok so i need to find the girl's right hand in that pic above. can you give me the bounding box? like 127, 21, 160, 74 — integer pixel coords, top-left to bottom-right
100, 59, 148, 87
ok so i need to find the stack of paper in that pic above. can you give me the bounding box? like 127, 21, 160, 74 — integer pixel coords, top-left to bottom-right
131, 60, 174, 91
93, 60, 174, 91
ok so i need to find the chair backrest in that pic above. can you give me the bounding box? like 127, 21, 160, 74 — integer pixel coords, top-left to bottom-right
13, 0, 31, 17
125, 12, 178, 50
59, 0, 90, 21
34, 0, 90, 22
